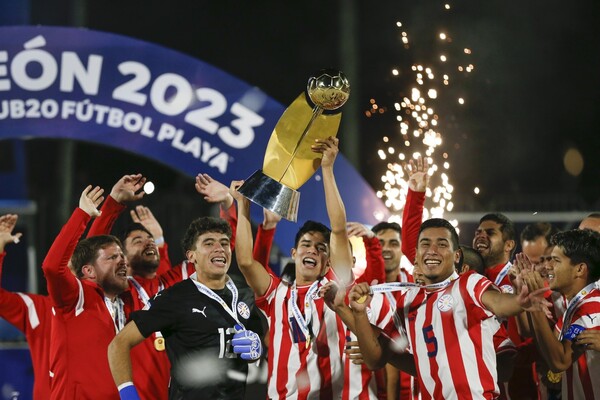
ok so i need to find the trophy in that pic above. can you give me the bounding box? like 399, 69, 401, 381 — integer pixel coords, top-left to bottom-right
237, 69, 350, 222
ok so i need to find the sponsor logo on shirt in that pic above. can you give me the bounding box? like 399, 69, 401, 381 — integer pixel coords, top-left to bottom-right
192, 306, 207, 317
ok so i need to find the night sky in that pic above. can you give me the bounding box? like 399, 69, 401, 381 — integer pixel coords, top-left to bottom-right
75, 0, 600, 213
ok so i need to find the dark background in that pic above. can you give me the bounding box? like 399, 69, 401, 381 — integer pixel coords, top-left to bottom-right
24, 0, 600, 211
1, 0, 600, 282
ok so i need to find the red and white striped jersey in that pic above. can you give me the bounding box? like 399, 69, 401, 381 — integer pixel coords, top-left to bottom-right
554, 288, 600, 400
0, 253, 52, 400
389, 271, 499, 400
256, 270, 346, 400
343, 291, 393, 400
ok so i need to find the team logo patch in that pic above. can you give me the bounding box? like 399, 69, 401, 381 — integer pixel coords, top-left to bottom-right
437, 294, 454, 312
237, 301, 251, 319
499, 284, 514, 294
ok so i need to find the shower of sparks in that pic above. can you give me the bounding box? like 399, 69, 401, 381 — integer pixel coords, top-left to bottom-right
367, 3, 477, 230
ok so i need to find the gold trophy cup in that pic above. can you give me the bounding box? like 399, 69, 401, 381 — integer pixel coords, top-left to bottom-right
238, 69, 350, 221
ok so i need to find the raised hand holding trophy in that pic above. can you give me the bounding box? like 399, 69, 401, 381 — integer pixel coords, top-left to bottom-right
237, 69, 350, 222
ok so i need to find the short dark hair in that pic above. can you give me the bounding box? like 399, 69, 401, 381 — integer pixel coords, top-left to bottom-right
119, 223, 153, 246
551, 229, 600, 282
293, 220, 331, 248
419, 218, 459, 250
72, 235, 123, 278
181, 217, 232, 253
520, 222, 559, 246
372, 221, 401, 235
479, 213, 516, 256
459, 245, 485, 274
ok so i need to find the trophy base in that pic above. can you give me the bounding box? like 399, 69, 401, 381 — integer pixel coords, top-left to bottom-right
238, 170, 300, 222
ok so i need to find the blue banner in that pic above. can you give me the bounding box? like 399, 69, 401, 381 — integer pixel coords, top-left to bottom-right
0, 26, 389, 251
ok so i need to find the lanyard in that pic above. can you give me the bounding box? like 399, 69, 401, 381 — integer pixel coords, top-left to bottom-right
128, 276, 166, 341
494, 261, 512, 286
191, 277, 244, 329
288, 280, 320, 347
370, 271, 460, 295
104, 296, 125, 334
128, 276, 164, 310
558, 283, 597, 341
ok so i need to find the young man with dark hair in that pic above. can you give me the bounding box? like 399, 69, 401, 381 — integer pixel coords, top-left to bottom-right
473, 212, 537, 399
109, 215, 261, 400
231, 136, 361, 399
350, 218, 546, 399
524, 228, 600, 399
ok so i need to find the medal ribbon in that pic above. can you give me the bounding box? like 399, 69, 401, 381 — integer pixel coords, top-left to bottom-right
104, 296, 125, 334
128, 276, 166, 341
191, 277, 244, 329
558, 282, 597, 341
289, 280, 320, 345
369, 271, 460, 295
494, 261, 512, 286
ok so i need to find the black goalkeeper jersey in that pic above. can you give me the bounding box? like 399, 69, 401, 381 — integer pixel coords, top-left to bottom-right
131, 277, 256, 400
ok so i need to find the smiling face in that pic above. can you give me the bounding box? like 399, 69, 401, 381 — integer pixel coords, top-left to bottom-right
473, 220, 513, 267
187, 232, 232, 283
91, 243, 129, 297
124, 229, 160, 277
376, 228, 403, 272
417, 227, 461, 284
546, 245, 581, 298
292, 231, 330, 286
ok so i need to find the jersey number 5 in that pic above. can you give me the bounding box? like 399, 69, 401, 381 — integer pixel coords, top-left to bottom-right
422, 325, 438, 357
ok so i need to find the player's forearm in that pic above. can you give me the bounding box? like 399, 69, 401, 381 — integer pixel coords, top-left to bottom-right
321, 166, 346, 232
353, 310, 387, 370
107, 335, 135, 387
484, 290, 523, 318
235, 200, 254, 269
87, 196, 125, 237
529, 311, 572, 371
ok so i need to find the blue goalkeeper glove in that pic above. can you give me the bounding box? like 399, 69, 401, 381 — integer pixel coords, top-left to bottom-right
231, 324, 262, 361
118, 382, 141, 400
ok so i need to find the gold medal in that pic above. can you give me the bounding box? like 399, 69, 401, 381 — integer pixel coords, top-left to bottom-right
547, 370, 562, 384
154, 337, 165, 351
356, 295, 368, 304
305, 336, 312, 350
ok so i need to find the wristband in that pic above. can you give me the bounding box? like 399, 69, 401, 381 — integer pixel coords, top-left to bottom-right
154, 236, 165, 246
118, 382, 141, 400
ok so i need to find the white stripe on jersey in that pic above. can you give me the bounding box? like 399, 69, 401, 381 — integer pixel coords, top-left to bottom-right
258, 275, 345, 400
75, 278, 85, 316
555, 289, 600, 400
395, 272, 498, 399
16, 293, 40, 329
344, 292, 393, 400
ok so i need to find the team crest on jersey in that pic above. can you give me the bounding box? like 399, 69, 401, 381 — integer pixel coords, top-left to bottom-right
237, 301, 251, 319
499, 285, 514, 294
437, 294, 454, 312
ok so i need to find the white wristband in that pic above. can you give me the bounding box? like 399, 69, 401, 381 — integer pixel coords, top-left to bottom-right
154, 236, 165, 246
